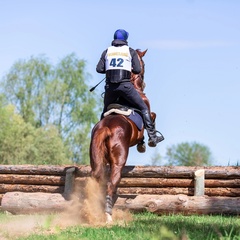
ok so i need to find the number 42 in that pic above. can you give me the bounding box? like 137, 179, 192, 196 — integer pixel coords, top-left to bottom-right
110, 58, 124, 67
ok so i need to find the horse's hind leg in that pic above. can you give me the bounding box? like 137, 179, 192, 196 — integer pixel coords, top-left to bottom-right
90, 162, 107, 214
105, 160, 126, 222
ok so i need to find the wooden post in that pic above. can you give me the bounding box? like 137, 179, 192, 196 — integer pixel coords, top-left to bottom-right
63, 167, 76, 200
194, 169, 205, 196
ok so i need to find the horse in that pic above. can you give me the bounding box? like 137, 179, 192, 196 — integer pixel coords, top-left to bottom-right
89, 49, 156, 222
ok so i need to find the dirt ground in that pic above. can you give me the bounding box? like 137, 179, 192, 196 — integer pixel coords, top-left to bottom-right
0, 178, 133, 239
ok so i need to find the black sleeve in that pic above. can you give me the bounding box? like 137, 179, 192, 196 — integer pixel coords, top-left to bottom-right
96, 50, 107, 73
130, 48, 141, 74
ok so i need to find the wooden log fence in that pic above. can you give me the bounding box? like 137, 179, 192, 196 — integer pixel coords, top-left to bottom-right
0, 165, 76, 206
0, 165, 240, 215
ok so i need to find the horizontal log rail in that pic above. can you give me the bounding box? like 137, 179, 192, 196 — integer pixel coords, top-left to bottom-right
76, 176, 240, 189
1, 192, 68, 214
0, 184, 64, 194
0, 165, 75, 175
119, 166, 240, 179
114, 194, 240, 215
0, 165, 240, 215
119, 178, 240, 188
2, 192, 240, 215
1, 165, 239, 178
0, 174, 65, 185
116, 187, 240, 197
74, 165, 240, 179
0, 165, 240, 208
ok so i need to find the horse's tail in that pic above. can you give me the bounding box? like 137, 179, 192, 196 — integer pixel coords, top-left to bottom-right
90, 126, 111, 180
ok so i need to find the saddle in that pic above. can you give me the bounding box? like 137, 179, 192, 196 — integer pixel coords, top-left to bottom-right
103, 103, 143, 131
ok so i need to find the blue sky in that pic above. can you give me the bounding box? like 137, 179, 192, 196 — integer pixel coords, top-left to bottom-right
0, 0, 239, 166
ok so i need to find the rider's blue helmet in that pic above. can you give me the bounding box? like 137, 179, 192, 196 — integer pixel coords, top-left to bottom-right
114, 29, 129, 41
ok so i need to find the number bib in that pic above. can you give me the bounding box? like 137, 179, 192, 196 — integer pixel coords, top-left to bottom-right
105, 46, 132, 71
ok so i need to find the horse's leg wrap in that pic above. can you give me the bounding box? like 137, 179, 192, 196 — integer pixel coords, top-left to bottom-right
105, 195, 113, 215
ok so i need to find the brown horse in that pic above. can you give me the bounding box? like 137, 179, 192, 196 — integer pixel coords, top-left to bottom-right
89, 49, 155, 222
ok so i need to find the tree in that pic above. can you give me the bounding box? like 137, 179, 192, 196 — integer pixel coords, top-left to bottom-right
1, 53, 100, 163
165, 141, 212, 166
1, 55, 52, 126
150, 150, 162, 166
0, 104, 69, 165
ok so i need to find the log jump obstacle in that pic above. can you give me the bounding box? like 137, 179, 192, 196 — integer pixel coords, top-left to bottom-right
0, 165, 240, 215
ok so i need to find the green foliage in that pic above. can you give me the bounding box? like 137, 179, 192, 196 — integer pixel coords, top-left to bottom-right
150, 150, 162, 166
2, 55, 52, 126
1, 53, 100, 164
0, 104, 70, 165
165, 141, 212, 166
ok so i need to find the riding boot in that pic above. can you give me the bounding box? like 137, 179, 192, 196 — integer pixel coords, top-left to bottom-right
141, 110, 164, 147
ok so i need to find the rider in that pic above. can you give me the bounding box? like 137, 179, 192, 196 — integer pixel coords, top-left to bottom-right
96, 29, 164, 147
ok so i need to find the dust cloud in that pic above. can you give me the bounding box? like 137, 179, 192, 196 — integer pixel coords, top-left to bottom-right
0, 177, 133, 239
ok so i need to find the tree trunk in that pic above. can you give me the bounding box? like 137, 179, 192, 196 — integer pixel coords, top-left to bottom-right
119, 178, 240, 188
76, 177, 240, 188
0, 165, 75, 175
119, 178, 194, 187
114, 194, 240, 215
0, 184, 64, 194
74, 165, 240, 178
118, 166, 240, 179
0, 174, 65, 185
1, 192, 70, 214
117, 187, 240, 197
1, 165, 239, 178
3, 192, 240, 215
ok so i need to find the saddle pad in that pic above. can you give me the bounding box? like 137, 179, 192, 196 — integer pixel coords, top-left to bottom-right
103, 109, 143, 130
104, 108, 132, 117
128, 111, 144, 130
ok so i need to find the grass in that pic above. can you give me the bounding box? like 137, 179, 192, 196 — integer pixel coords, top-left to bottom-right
1, 211, 240, 240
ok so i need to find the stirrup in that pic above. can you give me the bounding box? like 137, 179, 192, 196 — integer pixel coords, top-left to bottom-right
148, 131, 164, 147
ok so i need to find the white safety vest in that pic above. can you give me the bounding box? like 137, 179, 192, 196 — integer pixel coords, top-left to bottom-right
105, 46, 132, 72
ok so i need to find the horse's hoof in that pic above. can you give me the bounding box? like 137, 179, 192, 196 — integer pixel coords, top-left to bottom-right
137, 143, 146, 153
105, 212, 113, 223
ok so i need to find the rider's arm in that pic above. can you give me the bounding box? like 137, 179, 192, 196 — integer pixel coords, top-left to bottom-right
130, 48, 141, 74
96, 50, 107, 74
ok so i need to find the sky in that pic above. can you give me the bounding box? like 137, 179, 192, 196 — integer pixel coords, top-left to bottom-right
0, 0, 239, 166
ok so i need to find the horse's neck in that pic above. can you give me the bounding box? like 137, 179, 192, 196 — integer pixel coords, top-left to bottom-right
131, 73, 151, 111
131, 74, 145, 92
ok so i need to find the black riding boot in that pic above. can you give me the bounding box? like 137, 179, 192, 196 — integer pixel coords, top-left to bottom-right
141, 110, 164, 147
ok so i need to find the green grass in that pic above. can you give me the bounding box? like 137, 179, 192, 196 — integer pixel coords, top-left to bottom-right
1, 212, 240, 240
